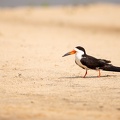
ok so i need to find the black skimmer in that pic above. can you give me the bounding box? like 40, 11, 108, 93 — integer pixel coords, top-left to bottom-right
62, 46, 120, 78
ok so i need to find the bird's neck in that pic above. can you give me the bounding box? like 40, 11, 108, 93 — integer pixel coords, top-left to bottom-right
75, 51, 85, 60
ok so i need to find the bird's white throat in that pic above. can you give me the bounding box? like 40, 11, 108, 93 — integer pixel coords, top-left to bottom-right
75, 50, 84, 62
74, 49, 88, 69
74, 48, 85, 59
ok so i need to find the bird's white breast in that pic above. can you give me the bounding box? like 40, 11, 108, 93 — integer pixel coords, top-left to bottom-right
75, 52, 89, 70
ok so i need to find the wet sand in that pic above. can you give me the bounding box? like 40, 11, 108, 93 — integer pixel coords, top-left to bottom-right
0, 4, 120, 120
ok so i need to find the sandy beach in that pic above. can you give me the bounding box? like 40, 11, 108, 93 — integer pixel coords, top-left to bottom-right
0, 4, 120, 120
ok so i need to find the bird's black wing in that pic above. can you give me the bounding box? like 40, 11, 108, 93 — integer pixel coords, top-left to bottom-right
98, 59, 111, 64
81, 55, 108, 69
101, 64, 120, 72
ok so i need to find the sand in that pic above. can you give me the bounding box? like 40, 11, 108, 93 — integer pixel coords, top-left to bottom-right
0, 4, 120, 120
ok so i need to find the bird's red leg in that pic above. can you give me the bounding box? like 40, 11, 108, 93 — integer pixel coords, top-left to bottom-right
98, 69, 101, 77
83, 70, 87, 78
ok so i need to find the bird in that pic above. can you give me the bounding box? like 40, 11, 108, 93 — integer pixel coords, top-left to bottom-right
62, 46, 120, 78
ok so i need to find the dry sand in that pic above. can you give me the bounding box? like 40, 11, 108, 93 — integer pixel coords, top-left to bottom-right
0, 4, 120, 120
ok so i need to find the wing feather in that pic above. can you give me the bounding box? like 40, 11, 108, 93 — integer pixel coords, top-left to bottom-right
81, 55, 110, 69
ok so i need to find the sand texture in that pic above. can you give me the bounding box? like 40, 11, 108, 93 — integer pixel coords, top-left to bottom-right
0, 4, 120, 120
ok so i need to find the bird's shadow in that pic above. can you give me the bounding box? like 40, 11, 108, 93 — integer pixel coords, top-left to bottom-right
60, 75, 116, 79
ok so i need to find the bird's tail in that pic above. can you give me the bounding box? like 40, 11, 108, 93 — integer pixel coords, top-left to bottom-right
101, 64, 120, 72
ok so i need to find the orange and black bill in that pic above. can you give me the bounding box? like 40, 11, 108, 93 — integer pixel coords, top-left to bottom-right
62, 50, 76, 57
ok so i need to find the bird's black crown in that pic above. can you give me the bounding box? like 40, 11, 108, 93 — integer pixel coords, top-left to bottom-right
76, 46, 86, 53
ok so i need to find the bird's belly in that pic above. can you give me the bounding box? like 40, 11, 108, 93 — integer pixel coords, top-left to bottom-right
75, 58, 89, 70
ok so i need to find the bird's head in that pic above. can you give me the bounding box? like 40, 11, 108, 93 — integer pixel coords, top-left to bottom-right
62, 46, 86, 57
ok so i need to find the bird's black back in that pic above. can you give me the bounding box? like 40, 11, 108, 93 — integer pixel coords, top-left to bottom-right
81, 55, 111, 70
